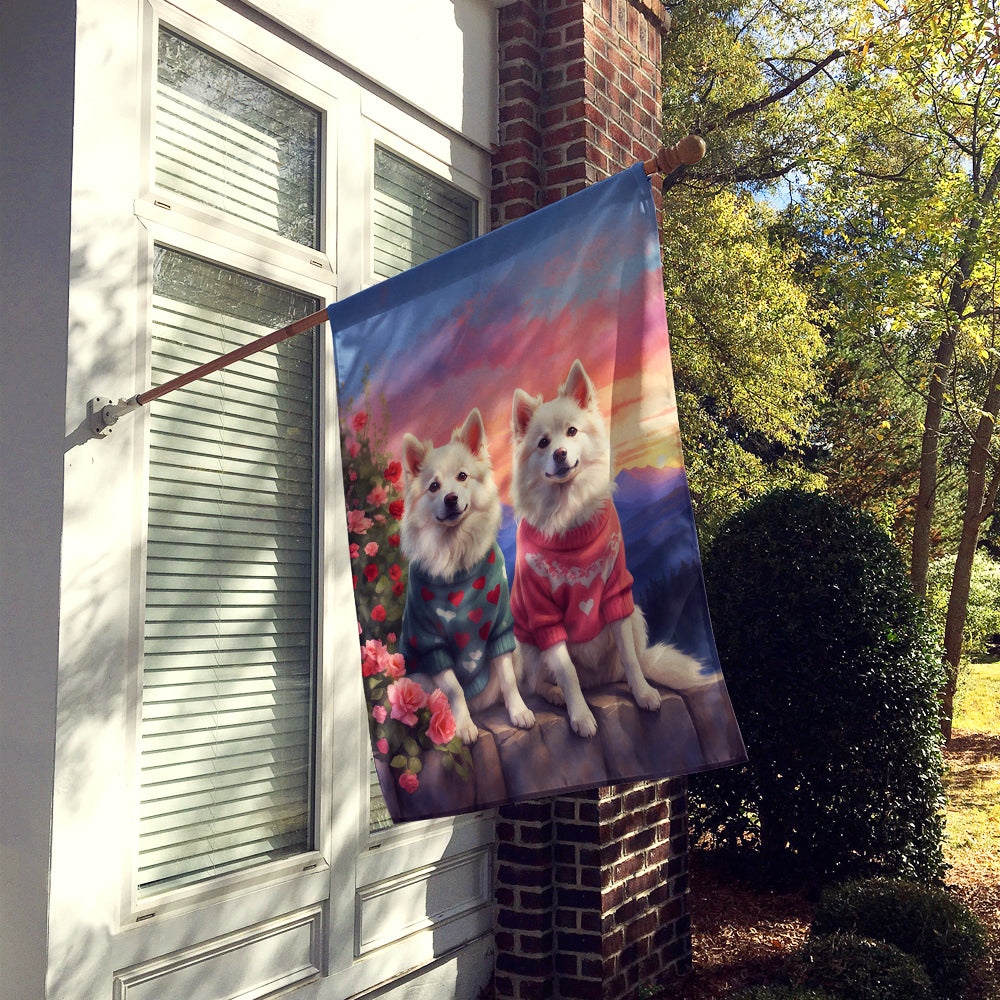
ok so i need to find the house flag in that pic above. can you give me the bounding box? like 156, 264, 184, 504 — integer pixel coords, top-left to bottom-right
330, 163, 745, 822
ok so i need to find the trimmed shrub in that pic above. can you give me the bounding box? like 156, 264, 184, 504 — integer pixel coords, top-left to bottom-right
791, 933, 934, 1000
693, 489, 946, 882
811, 878, 988, 999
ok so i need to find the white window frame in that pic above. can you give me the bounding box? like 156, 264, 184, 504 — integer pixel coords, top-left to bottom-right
110, 0, 497, 991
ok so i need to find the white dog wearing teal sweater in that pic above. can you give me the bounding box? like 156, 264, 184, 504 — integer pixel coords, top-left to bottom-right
399, 408, 535, 745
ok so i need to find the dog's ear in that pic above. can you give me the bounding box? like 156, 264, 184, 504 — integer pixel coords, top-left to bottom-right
511, 389, 539, 441
457, 407, 488, 457
561, 359, 595, 410
402, 433, 428, 480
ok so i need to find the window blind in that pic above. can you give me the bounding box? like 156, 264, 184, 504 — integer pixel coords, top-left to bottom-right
138, 248, 318, 895
372, 146, 477, 280
156, 27, 320, 248
368, 148, 478, 832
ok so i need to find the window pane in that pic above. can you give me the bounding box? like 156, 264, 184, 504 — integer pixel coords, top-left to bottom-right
139, 247, 318, 895
368, 150, 478, 831
156, 28, 320, 248
372, 146, 477, 279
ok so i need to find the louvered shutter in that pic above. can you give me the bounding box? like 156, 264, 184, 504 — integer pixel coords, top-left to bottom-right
368, 148, 478, 831
138, 255, 319, 895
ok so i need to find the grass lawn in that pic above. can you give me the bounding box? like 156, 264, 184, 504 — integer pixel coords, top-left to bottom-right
946, 659, 1000, 867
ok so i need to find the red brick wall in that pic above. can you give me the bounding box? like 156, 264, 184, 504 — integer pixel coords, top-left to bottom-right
490, 9, 689, 995
492, 0, 668, 228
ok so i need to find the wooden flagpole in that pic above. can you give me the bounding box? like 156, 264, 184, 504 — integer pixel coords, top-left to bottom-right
88, 136, 704, 437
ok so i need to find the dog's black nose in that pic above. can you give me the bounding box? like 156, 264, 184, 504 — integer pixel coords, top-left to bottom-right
445, 492, 459, 509
553, 448, 567, 464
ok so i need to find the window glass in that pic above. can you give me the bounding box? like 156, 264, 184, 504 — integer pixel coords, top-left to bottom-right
372, 146, 477, 279
156, 27, 320, 248
138, 246, 318, 895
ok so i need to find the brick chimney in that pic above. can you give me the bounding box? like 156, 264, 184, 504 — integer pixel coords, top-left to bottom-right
490, 3, 692, 998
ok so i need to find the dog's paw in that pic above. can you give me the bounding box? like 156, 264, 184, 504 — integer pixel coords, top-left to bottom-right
541, 682, 566, 707
509, 705, 535, 730
570, 709, 598, 739
633, 682, 661, 712
456, 720, 479, 745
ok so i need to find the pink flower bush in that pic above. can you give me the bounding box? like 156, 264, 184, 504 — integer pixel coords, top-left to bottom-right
341, 391, 472, 800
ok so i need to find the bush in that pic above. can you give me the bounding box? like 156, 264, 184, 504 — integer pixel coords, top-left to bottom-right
732, 987, 838, 1000
693, 488, 946, 882
811, 878, 988, 998
791, 933, 934, 1000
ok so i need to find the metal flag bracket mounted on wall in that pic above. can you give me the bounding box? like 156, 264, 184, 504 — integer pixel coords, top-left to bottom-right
86, 136, 706, 439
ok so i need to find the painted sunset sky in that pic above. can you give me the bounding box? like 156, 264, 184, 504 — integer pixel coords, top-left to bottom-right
331, 164, 684, 501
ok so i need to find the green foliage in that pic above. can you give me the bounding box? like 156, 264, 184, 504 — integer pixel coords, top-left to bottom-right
811, 878, 988, 999
662, 188, 827, 540
693, 488, 947, 882
927, 550, 1000, 659
790, 934, 934, 1000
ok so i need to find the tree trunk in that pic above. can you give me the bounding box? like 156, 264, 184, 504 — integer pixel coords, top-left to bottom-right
910, 328, 956, 598
940, 372, 1000, 741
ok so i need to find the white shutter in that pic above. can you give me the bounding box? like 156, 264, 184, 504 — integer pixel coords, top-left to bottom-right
367, 148, 479, 831
138, 248, 318, 895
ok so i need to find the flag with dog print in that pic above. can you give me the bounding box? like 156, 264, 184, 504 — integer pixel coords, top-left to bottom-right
330, 163, 745, 823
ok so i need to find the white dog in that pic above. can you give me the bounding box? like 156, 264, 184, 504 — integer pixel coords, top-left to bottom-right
399, 408, 535, 745
509, 359, 728, 753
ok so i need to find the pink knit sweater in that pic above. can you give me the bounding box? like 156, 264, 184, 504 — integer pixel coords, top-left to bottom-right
510, 501, 634, 649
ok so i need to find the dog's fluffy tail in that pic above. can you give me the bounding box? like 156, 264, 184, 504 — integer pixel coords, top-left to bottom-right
631, 607, 720, 693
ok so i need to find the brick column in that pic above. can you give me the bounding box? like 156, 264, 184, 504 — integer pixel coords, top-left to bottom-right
491, 3, 692, 998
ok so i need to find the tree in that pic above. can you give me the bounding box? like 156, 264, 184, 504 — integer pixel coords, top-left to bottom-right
661, 188, 826, 537
659, 1, 844, 538
802, 0, 1000, 736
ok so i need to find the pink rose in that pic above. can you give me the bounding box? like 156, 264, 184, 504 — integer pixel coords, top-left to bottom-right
364, 541, 379, 557
362, 639, 389, 677
352, 411, 368, 433
366, 485, 389, 507
347, 509, 373, 535
376, 738, 389, 755
372, 705, 387, 724
347, 440, 361, 458
398, 771, 419, 794
428, 706, 457, 746
350, 543, 360, 559
428, 689, 450, 715
387, 677, 428, 726
349, 470, 358, 481
384, 652, 406, 679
